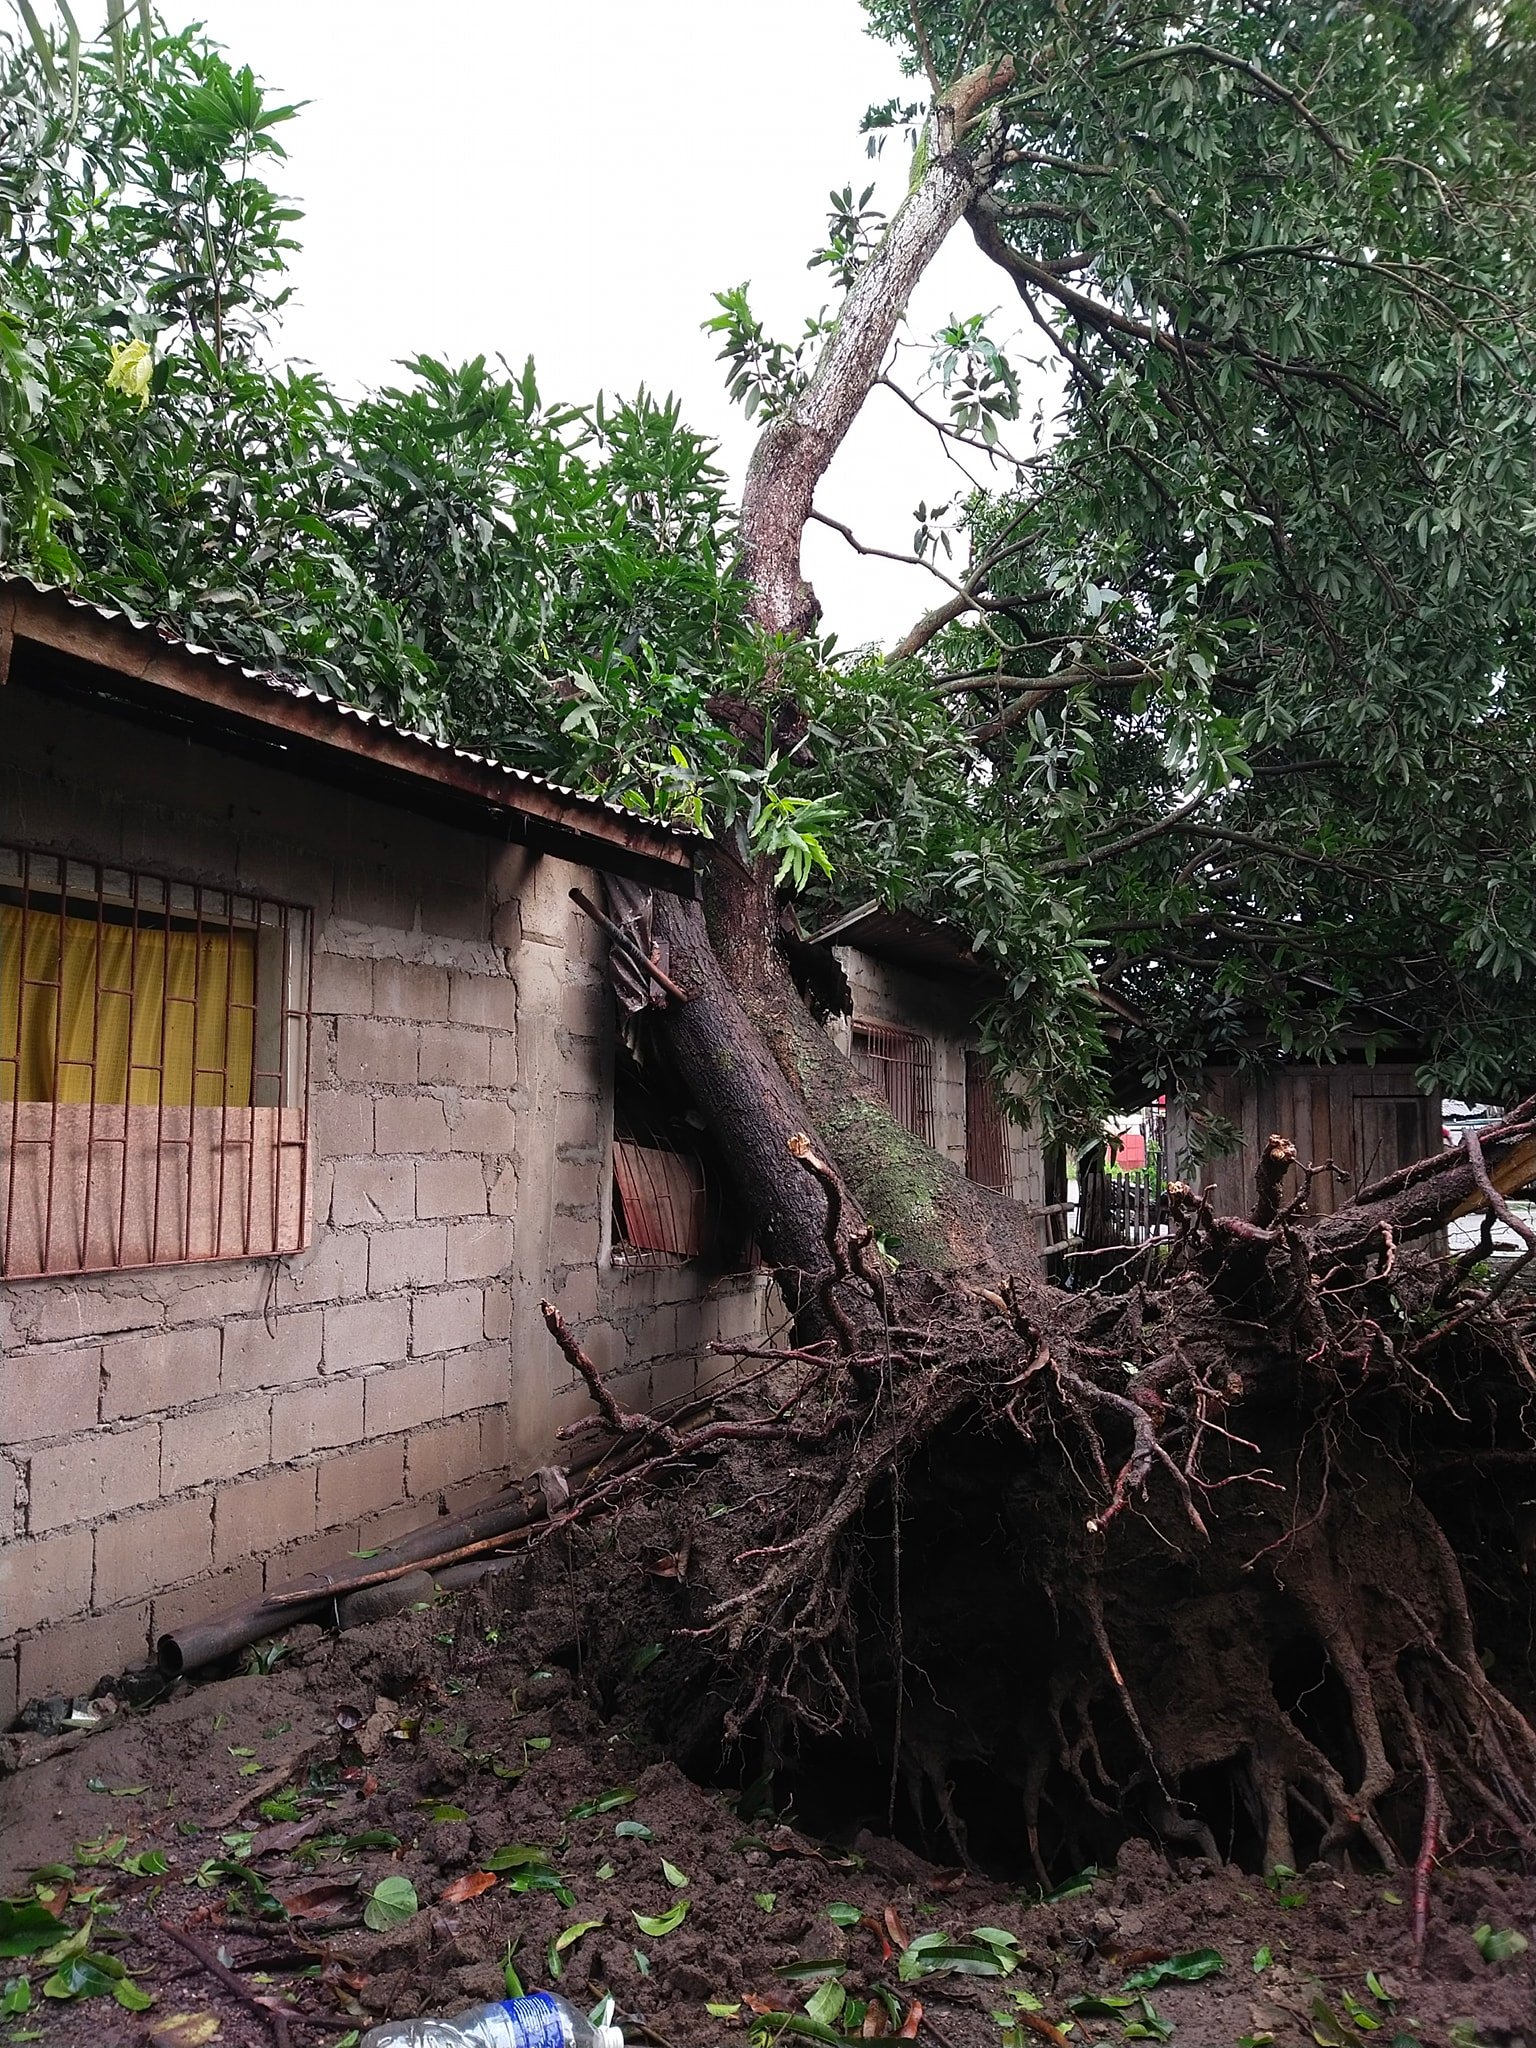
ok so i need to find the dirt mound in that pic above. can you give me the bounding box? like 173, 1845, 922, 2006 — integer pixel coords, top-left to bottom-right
1, 1596, 1530, 2048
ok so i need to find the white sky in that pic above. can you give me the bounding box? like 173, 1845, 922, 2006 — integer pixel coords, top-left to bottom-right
185, 0, 1045, 649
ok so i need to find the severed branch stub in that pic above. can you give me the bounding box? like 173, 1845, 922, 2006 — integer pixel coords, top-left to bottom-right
542, 1298, 680, 1449
569, 886, 693, 1004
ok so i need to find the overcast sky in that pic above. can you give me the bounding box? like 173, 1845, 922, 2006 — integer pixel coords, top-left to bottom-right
185, 0, 1044, 648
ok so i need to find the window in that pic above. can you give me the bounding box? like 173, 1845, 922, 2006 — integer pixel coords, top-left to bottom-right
1, 846, 312, 1277
965, 1048, 1013, 1196
608, 1042, 752, 1268
852, 1020, 935, 1145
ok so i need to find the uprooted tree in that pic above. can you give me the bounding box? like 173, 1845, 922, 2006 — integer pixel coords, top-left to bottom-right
9, 2, 1536, 1890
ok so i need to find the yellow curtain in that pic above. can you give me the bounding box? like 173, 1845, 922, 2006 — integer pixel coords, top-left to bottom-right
1, 902, 255, 1106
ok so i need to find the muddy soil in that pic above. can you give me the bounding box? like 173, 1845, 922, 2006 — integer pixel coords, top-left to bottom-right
0, 1592, 1530, 2048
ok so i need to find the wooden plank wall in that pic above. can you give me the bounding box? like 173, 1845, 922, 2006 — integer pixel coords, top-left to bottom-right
1171, 1064, 1441, 1219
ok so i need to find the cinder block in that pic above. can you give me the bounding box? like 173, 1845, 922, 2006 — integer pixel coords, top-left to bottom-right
152, 1560, 265, 1642
373, 958, 449, 1024
367, 1223, 446, 1292
93, 1494, 213, 1608
450, 1100, 517, 1155
316, 1438, 407, 1530
330, 1156, 415, 1227
554, 1264, 599, 1320
418, 1025, 492, 1089
478, 1406, 512, 1473
1, 1347, 100, 1444
483, 1287, 512, 1341
311, 950, 374, 1016
447, 1217, 513, 1282
633, 1304, 679, 1363
405, 1415, 482, 1500
443, 1343, 510, 1415
0, 1529, 94, 1634
214, 1464, 319, 1568
412, 1285, 485, 1358
274, 1227, 369, 1308
222, 1310, 323, 1394
311, 1089, 374, 1160
364, 1358, 445, 1438
337, 1016, 420, 1087
488, 1163, 518, 1217
270, 1375, 364, 1461
489, 1032, 518, 1089
0, 1651, 18, 1731
555, 1091, 602, 1156
323, 1296, 409, 1373
18, 1603, 153, 1701
554, 1157, 600, 1213
28, 1422, 161, 1533
164, 1264, 274, 1328
21, 1286, 163, 1346
101, 1325, 220, 1420
415, 1156, 488, 1221
375, 1094, 451, 1156
161, 1397, 270, 1492
448, 972, 514, 1030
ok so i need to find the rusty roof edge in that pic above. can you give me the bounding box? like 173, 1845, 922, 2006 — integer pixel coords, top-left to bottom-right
1, 574, 696, 865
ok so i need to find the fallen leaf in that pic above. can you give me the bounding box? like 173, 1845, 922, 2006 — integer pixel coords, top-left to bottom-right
151, 2016, 222, 2046
248, 1814, 323, 1859
884, 1906, 914, 1952
280, 1883, 359, 1921
862, 2003, 891, 2038
1016, 2016, 1071, 2048
442, 1872, 498, 1905
743, 1994, 778, 2015
898, 2001, 923, 2040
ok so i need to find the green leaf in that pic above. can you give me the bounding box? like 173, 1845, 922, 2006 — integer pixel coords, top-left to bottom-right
805, 1978, 847, 2029
1473, 1922, 1528, 1962
1122, 1948, 1225, 1989
422, 1804, 469, 1824
774, 1961, 847, 1982
708, 2003, 742, 2019
614, 1821, 653, 1840
0, 1906, 64, 1960
363, 1876, 418, 1931
113, 1978, 154, 2011
118, 1851, 170, 1876
595, 1862, 616, 1882
1, 1977, 32, 2017
826, 1902, 862, 1928
554, 1920, 605, 1953
632, 1900, 690, 1937
754, 1892, 777, 1913
633, 1947, 651, 1977
661, 1858, 688, 1888
485, 1845, 551, 1872
1253, 1946, 1272, 1972
568, 1787, 637, 1819
42, 1957, 117, 2001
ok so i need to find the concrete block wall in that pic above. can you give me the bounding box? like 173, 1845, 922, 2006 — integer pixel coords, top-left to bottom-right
829, 947, 1045, 1208
0, 687, 777, 1716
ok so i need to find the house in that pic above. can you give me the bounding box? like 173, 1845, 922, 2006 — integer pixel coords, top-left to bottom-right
815, 903, 1057, 1217
1168, 1057, 1442, 1218
0, 578, 778, 1714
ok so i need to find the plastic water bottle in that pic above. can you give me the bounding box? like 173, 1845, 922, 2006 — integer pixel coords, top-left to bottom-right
361, 1990, 626, 2048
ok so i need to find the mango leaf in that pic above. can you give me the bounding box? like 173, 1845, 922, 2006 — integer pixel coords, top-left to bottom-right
745, 2012, 851, 2047
441, 1872, 498, 1905
568, 1787, 637, 1819
1254, 1946, 1273, 1972
708, 2004, 743, 2019
632, 1901, 690, 1937
633, 1948, 651, 1977
595, 1862, 617, 1882
150, 2015, 222, 2045
1473, 1923, 1529, 1962
422, 1803, 469, 1824
554, 1920, 605, 1953
485, 1844, 551, 1872
43, 1956, 118, 2000
615, 1820, 653, 1840
774, 1961, 848, 1982
806, 1980, 848, 2029
1122, 1948, 1225, 1989
1068, 1993, 1137, 2015
0, 1904, 63, 1959
661, 1858, 689, 1888
826, 1902, 862, 1928
119, 1851, 170, 1877
898, 1932, 1013, 1982
363, 1876, 418, 1931
1123, 1999, 1175, 2043
1, 1978, 32, 2016
114, 1978, 155, 2011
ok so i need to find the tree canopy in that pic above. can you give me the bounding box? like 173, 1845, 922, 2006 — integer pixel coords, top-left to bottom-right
7, 2, 1536, 1130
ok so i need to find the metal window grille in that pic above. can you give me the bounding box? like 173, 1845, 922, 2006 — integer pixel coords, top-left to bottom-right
1, 844, 312, 1278
851, 1021, 935, 1146
964, 1048, 1013, 1196
611, 1139, 712, 1266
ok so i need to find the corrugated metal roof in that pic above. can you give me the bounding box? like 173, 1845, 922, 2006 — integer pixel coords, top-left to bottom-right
815, 901, 999, 981
0, 572, 690, 836
1, 573, 696, 890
